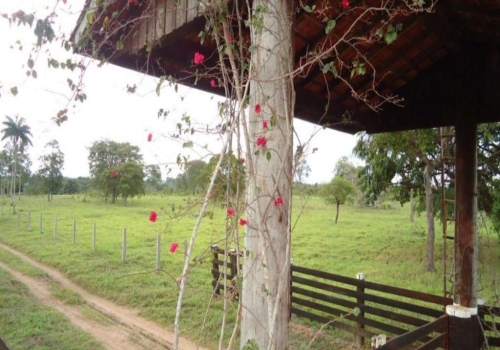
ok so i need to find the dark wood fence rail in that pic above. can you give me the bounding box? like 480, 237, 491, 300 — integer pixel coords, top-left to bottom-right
479, 305, 500, 348
291, 265, 451, 348
210, 249, 500, 349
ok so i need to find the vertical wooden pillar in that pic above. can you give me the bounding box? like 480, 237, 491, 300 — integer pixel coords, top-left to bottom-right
451, 120, 478, 350
212, 244, 220, 296
356, 273, 366, 348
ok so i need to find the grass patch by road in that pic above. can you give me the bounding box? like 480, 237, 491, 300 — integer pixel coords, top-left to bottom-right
0, 194, 498, 349
0, 268, 104, 350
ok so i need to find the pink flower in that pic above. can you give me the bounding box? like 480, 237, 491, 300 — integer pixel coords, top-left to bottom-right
169, 242, 179, 253
255, 104, 261, 114
274, 196, 283, 207
227, 35, 232, 43
62, 0, 67, 4
256, 136, 267, 147
147, 133, 153, 142
210, 79, 217, 88
262, 120, 268, 129
129, 0, 137, 3
240, 158, 245, 164
239, 218, 247, 226
227, 208, 235, 217
149, 211, 158, 223
341, 0, 349, 9
194, 52, 205, 65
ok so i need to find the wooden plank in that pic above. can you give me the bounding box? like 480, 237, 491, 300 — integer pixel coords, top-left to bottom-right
165, 0, 176, 35
146, 0, 156, 44
415, 333, 446, 350
381, 316, 447, 350
480, 305, 500, 317
155, 0, 167, 37
292, 265, 451, 306
0, 337, 11, 350
291, 307, 376, 339
293, 285, 429, 328
292, 296, 413, 337
186, 0, 198, 22
482, 320, 500, 332
175, 0, 187, 30
487, 337, 500, 347
292, 275, 443, 318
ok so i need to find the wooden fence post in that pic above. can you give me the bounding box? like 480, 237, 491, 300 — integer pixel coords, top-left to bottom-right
54, 216, 57, 239
290, 260, 293, 321
72, 219, 76, 244
356, 272, 366, 348
92, 223, 96, 252
122, 228, 127, 263
212, 244, 220, 296
155, 234, 161, 273
446, 305, 476, 350
27, 210, 30, 230
39, 213, 43, 234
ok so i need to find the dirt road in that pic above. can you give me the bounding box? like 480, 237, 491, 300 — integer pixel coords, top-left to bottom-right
0, 242, 205, 350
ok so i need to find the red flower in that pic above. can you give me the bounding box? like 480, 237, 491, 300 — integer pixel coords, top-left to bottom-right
274, 196, 283, 207
169, 242, 179, 253
149, 211, 158, 223
255, 104, 261, 114
256, 136, 267, 147
194, 52, 205, 65
239, 218, 247, 226
110, 171, 117, 178
227, 208, 235, 217
147, 133, 153, 142
240, 158, 245, 164
210, 79, 217, 88
262, 120, 268, 129
227, 35, 232, 43
129, 0, 137, 3
341, 0, 349, 9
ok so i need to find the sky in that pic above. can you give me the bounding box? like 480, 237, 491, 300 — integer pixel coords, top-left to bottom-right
0, 0, 359, 184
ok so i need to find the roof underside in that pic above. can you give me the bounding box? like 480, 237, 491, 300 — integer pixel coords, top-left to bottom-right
73, 0, 500, 134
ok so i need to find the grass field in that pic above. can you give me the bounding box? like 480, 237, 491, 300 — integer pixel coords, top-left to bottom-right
0, 265, 104, 350
0, 194, 498, 349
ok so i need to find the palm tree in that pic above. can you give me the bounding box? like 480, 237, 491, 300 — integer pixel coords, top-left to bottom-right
1, 116, 33, 203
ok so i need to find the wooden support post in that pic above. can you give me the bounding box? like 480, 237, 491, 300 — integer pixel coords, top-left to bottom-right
155, 234, 161, 273
92, 223, 96, 253
27, 210, 30, 230
54, 216, 57, 239
447, 305, 476, 350
122, 228, 127, 263
451, 120, 478, 350
39, 213, 43, 234
212, 244, 220, 296
229, 249, 237, 279
356, 272, 366, 348
72, 219, 76, 244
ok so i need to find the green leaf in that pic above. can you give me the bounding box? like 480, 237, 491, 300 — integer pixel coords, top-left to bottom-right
10, 87, 18, 96
384, 30, 397, 45
87, 12, 95, 25
354, 307, 361, 316
270, 115, 278, 128
375, 28, 384, 39
27, 58, 34, 69
156, 76, 166, 96
32, 70, 37, 79
322, 62, 332, 74
117, 41, 124, 51
325, 20, 336, 34
266, 151, 272, 162
303, 5, 315, 13
182, 141, 193, 148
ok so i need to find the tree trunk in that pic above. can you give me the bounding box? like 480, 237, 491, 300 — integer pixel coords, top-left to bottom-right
335, 200, 340, 224
424, 161, 436, 272
410, 188, 415, 222
241, 1, 294, 349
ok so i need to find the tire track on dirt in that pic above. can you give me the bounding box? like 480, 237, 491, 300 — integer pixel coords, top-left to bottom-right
0, 242, 205, 350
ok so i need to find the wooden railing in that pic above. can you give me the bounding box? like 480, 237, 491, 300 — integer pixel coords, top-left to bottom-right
211, 245, 242, 299
291, 265, 450, 348
379, 315, 448, 350
479, 305, 500, 348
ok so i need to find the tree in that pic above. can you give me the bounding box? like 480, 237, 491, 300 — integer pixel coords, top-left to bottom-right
321, 176, 355, 224
115, 162, 145, 205
334, 156, 358, 185
183, 160, 209, 195
62, 179, 80, 194
295, 158, 311, 184
88, 140, 143, 201
1, 115, 33, 203
203, 153, 246, 203
145, 165, 162, 193
38, 140, 64, 201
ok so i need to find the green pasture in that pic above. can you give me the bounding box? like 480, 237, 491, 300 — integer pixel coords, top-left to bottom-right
0, 267, 104, 350
0, 194, 498, 349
